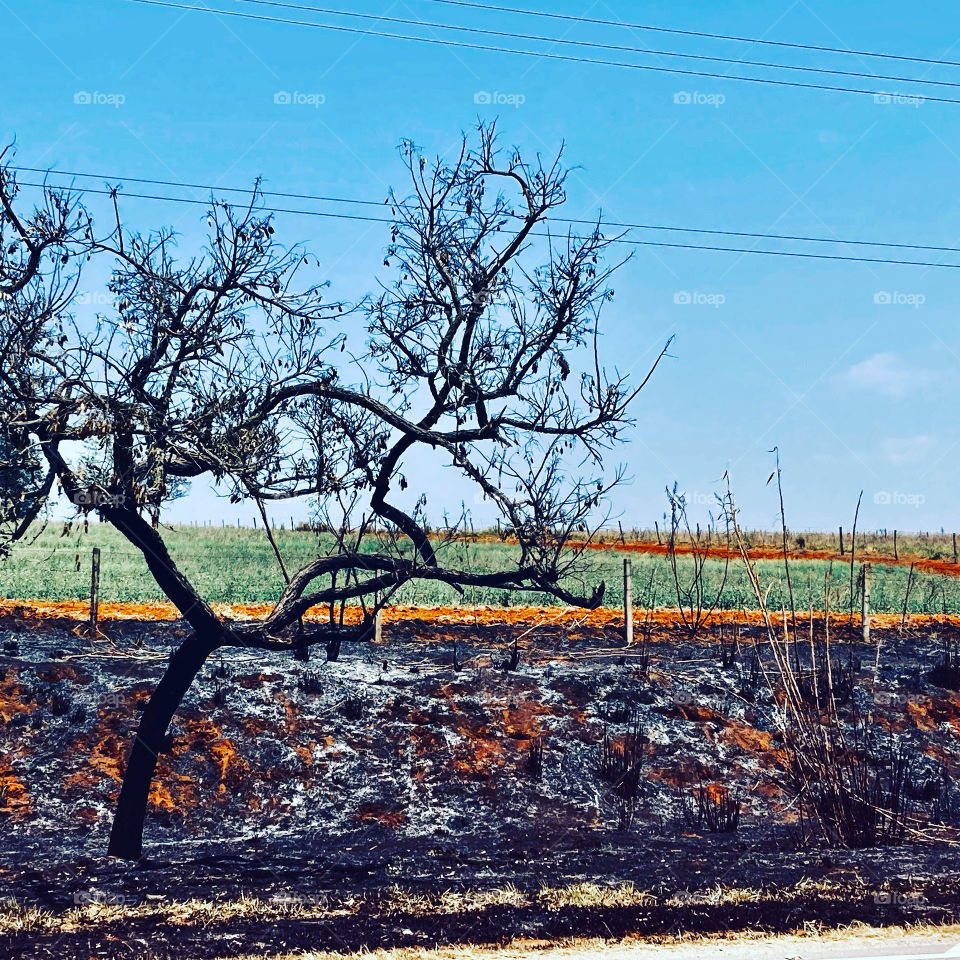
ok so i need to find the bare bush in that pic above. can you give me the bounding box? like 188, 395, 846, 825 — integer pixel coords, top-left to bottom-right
726, 481, 959, 848
928, 635, 960, 690
684, 782, 742, 833
666, 486, 730, 638
527, 736, 545, 781
598, 712, 645, 803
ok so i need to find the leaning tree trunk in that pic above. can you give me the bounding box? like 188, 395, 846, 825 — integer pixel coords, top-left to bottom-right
107, 634, 216, 859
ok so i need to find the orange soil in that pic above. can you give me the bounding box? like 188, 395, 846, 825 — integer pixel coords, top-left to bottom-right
2, 598, 960, 630
584, 539, 960, 579
444, 532, 960, 578
0, 670, 35, 722
0, 760, 31, 816
353, 803, 406, 828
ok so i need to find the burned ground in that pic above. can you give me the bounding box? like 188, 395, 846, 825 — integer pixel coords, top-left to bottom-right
3, 604, 960, 957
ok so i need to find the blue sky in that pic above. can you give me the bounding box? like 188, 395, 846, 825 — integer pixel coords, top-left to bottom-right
3, 0, 960, 532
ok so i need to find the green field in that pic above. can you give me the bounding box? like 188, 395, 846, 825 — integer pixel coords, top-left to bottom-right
2, 521, 959, 615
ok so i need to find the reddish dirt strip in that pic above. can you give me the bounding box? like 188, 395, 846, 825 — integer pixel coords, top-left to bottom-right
3, 599, 960, 631
580, 539, 960, 579
442, 533, 960, 577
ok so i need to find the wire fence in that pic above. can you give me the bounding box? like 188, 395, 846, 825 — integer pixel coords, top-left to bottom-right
4, 535, 960, 614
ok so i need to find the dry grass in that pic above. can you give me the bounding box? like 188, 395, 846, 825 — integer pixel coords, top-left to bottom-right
3, 877, 956, 958
0, 893, 337, 934
166, 920, 960, 960
537, 883, 653, 910
0, 884, 641, 935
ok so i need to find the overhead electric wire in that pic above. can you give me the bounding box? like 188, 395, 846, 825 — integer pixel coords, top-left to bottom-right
419, 0, 960, 70
11, 164, 960, 255
13, 178, 960, 269
15, 181, 393, 225
11, 165, 393, 209
118, 0, 960, 105
207, 0, 960, 91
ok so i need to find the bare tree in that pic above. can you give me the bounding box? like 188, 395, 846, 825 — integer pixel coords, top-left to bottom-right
0, 145, 84, 547
0, 125, 669, 859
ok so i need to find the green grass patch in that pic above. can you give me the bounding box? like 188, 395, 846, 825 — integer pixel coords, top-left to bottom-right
2, 522, 958, 613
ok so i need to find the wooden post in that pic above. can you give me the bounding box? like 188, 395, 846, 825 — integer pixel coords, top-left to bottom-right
893, 529, 898, 561
89, 547, 101, 638
839, 526, 844, 556
861, 563, 871, 643
654, 520, 661, 546
953, 533, 958, 564
623, 557, 633, 646
618, 520, 625, 545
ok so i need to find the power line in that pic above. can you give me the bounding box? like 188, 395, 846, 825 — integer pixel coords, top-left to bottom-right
419, 0, 960, 70
11, 165, 392, 209
118, 0, 960, 105
12, 164, 960, 255
207, 0, 960, 92
15, 181, 392, 224
14, 178, 960, 269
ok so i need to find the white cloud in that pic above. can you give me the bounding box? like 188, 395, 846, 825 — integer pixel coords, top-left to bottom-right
881, 435, 937, 465
840, 352, 928, 398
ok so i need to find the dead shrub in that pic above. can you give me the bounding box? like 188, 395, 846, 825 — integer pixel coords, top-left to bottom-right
684, 781, 742, 833
727, 487, 960, 849
339, 695, 366, 721
928, 636, 960, 690
666, 486, 731, 639
296, 671, 324, 696
211, 680, 228, 709
717, 622, 739, 670
598, 713, 645, 802
597, 697, 634, 724
527, 736, 544, 781
49, 691, 72, 717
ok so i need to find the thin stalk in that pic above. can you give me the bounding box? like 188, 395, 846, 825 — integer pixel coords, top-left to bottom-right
899, 563, 915, 636
849, 490, 863, 623
770, 447, 798, 667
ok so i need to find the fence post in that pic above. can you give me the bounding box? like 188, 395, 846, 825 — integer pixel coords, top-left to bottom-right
954, 533, 958, 564
623, 557, 633, 646
861, 563, 871, 643
893, 529, 897, 561
90, 547, 101, 639
839, 525, 844, 556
